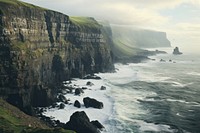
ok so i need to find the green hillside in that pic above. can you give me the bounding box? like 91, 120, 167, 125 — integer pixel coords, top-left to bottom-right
0, 99, 74, 133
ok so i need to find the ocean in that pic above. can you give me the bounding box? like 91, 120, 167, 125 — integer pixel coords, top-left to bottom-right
98, 47, 200, 133
44, 47, 200, 133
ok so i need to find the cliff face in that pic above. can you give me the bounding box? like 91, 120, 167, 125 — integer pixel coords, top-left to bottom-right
112, 26, 171, 48
0, 1, 113, 114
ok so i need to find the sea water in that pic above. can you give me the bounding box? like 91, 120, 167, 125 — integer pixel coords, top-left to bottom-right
98, 47, 200, 133
44, 47, 200, 133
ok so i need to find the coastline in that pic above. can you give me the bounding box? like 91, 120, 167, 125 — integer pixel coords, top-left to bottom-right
42, 77, 115, 132
41, 48, 171, 132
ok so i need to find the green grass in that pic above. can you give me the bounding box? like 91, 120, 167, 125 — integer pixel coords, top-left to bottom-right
0, 105, 27, 133
0, 99, 75, 133
113, 38, 144, 56
69, 16, 101, 30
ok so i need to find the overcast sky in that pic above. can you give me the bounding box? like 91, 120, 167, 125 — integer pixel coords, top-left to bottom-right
20, 0, 200, 52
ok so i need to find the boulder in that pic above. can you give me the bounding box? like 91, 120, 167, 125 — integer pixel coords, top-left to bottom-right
91, 120, 104, 130
86, 81, 94, 86
59, 103, 65, 109
58, 94, 67, 103
100, 86, 106, 90
65, 111, 100, 133
173, 47, 182, 55
74, 100, 81, 108
75, 88, 84, 95
83, 97, 103, 109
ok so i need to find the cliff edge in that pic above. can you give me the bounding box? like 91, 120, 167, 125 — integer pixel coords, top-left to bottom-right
0, 0, 114, 114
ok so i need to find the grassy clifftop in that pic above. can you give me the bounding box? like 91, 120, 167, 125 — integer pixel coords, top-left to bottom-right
0, 99, 74, 133
70, 16, 101, 30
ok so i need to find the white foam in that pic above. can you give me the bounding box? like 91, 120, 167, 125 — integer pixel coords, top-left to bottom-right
187, 72, 200, 76
135, 120, 174, 133
166, 98, 200, 105
43, 78, 115, 131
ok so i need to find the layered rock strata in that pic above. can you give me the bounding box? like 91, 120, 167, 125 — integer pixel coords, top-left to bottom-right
0, 1, 113, 114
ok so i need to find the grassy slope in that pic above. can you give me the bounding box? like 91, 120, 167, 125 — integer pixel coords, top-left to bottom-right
69, 16, 101, 30
0, 99, 74, 133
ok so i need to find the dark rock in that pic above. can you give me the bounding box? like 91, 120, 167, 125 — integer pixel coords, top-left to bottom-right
155, 49, 167, 54
82, 87, 88, 90
75, 88, 84, 95
100, 86, 106, 90
58, 94, 67, 103
160, 59, 166, 62
91, 120, 104, 130
52, 103, 58, 108
65, 111, 100, 133
86, 81, 94, 86
83, 74, 101, 80
169, 59, 172, 62
173, 47, 182, 55
83, 97, 103, 109
74, 100, 81, 108
59, 103, 65, 109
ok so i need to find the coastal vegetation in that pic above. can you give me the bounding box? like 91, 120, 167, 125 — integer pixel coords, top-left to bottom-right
0, 99, 74, 133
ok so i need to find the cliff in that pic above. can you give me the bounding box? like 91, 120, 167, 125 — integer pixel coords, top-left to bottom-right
112, 25, 171, 49
0, 0, 114, 114
101, 23, 168, 63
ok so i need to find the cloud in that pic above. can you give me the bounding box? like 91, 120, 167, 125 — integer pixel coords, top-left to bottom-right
21, 0, 172, 27
20, 0, 200, 49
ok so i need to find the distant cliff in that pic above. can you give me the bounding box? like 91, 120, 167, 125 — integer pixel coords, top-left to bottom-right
101, 23, 169, 63
0, 0, 114, 114
112, 26, 171, 49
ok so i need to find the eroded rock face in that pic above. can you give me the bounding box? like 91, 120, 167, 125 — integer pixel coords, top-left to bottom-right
65, 111, 100, 133
0, 1, 114, 114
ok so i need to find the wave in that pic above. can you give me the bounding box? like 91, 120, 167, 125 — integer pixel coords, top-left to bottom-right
43, 78, 116, 132
166, 99, 200, 106
187, 72, 200, 76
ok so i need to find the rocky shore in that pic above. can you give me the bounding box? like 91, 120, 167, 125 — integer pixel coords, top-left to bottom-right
35, 74, 112, 133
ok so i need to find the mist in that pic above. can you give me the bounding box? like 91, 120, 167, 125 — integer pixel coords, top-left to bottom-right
20, 0, 200, 52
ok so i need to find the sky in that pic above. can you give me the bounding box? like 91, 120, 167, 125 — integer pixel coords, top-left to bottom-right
20, 0, 200, 52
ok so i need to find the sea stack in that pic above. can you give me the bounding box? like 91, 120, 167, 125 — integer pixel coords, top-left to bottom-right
173, 47, 182, 55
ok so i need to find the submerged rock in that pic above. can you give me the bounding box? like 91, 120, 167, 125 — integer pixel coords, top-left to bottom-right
83, 97, 103, 109
65, 111, 100, 133
173, 47, 182, 55
160, 59, 166, 62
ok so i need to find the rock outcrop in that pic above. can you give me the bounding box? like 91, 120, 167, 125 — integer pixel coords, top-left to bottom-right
65, 111, 101, 133
0, 0, 114, 114
173, 47, 182, 55
83, 97, 103, 109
